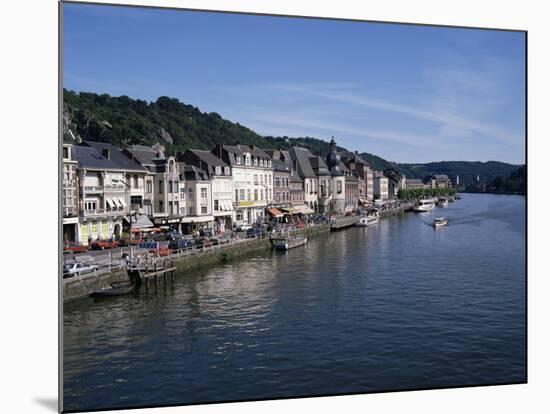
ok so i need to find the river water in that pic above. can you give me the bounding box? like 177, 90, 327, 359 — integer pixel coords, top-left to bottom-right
63, 193, 526, 411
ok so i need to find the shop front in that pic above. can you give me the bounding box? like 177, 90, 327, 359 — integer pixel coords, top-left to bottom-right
181, 215, 214, 235
79, 217, 123, 245
63, 217, 79, 243
153, 216, 182, 233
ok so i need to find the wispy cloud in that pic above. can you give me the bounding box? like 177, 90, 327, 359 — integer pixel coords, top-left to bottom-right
249, 111, 433, 148
274, 84, 520, 146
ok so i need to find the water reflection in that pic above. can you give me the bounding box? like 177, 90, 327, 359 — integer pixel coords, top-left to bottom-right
64, 194, 526, 412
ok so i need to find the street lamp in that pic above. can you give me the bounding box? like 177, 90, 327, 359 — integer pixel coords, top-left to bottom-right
113, 178, 138, 264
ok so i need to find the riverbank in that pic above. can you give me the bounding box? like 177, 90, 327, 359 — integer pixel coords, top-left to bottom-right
63, 223, 330, 303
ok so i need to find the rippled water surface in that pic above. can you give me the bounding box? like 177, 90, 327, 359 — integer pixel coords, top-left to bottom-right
63, 194, 526, 411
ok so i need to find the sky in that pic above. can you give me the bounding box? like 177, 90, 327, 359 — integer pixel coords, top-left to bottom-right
63, 3, 526, 164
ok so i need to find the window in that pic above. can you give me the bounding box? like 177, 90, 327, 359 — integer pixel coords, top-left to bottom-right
236, 156, 241, 165
239, 189, 245, 201
260, 189, 264, 200
180, 187, 185, 199
63, 147, 69, 159
188, 188, 194, 199
180, 206, 185, 215
158, 180, 164, 193
201, 206, 207, 214
254, 174, 258, 185
247, 189, 251, 201
133, 175, 138, 189
260, 175, 263, 185
130, 196, 142, 207
215, 166, 222, 175
254, 189, 258, 201
224, 167, 230, 175
169, 201, 173, 215
188, 207, 194, 215
268, 175, 271, 185
235, 189, 239, 202
253, 157, 258, 166
337, 181, 342, 194
201, 188, 207, 199
146, 180, 153, 193
158, 200, 164, 213
214, 200, 219, 211
268, 189, 272, 200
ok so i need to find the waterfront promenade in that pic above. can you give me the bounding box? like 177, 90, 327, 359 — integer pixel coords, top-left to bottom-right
63, 200, 415, 302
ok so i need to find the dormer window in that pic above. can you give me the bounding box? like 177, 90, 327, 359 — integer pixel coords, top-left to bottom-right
236, 156, 241, 165
224, 167, 230, 175
215, 166, 222, 175
245, 154, 251, 166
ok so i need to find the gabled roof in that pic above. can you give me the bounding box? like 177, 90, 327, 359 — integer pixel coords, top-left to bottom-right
309, 156, 330, 176
289, 147, 316, 179
188, 150, 228, 167
272, 158, 291, 173
180, 164, 209, 181
339, 151, 368, 165
122, 145, 174, 173
82, 141, 146, 172
72, 146, 120, 170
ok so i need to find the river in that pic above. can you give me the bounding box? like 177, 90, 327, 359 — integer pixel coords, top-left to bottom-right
63, 193, 526, 411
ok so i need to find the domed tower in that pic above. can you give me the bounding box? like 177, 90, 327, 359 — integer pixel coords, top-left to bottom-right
326, 137, 345, 213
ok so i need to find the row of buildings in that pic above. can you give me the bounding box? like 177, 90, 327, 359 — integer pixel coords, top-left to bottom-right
62, 137, 452, 244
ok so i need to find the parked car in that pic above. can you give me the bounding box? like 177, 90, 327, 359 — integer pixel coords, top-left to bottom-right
194, 237, 212, 249
148, 247, 173, 257
91, 239, 119, 250
246, 227, 266, 238
63, 242, 88, 254
199, 228, 214, 238
210, 235, 229, 245
168, 238, 195, 251
63, 262, 98, 278
165, 230, 183, 241
121, 237, 143, 246
236, 223, 252, 232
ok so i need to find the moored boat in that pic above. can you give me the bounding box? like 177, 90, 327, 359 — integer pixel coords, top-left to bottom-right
437, 199, 449, 208
356, 217, 370, 227
414, 198, 436, 212
90, 281, 134, 297
433, 217, 448, 228
271, 235, 308, 251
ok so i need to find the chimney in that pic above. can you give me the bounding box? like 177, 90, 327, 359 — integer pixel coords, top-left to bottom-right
102, 148, 110, 159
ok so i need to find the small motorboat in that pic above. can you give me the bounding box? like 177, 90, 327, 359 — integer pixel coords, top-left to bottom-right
437, 199, 449, 208
355, 217, 370, 227
414, 198, 436, 212
90, 281, 134, 297
433, 217, 448, 228
271, 235, 308, 251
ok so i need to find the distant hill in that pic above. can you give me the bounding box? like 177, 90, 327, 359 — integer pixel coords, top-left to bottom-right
398, 161, 520, 187
63, 89, 519, 186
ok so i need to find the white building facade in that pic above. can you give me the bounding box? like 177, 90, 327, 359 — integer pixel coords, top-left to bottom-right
213, 144, 273, 226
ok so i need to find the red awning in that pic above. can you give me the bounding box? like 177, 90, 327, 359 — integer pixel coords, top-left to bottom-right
267, 208, 284, 218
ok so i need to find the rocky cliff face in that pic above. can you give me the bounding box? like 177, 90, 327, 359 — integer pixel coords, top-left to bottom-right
150, 126, 174, 144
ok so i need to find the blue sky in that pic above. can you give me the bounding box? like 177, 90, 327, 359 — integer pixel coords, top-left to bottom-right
63, 3, 525, 164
